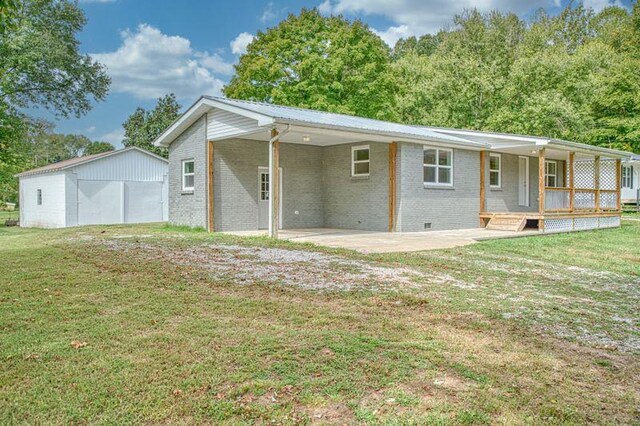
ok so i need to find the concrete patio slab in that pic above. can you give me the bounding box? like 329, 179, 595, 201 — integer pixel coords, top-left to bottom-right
224, 227, 540, 253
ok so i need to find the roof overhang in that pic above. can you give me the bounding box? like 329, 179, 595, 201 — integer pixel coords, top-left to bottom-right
422, 127, 633, 160
154, 97, 489, 150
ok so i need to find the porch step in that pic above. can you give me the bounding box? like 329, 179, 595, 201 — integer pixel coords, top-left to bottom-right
486, 214, 527, 232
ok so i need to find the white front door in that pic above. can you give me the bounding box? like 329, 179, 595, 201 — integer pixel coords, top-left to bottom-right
258, 167, 282, 230
518, 156, 530, 207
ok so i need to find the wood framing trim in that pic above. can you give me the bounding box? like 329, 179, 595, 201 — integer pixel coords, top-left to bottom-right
594, 155, 601, 212
388, 142, 397, 232
271, 128, 280, 238
569, 152, 575, 212
538, 148, 545, 215
207, 140, 214, 232
616, 158, 622, 211
479, 151, 486, 215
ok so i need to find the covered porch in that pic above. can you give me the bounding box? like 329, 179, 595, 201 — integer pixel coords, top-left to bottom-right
479, 140, 624, 233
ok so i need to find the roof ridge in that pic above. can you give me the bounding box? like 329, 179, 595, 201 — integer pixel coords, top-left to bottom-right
205, 95, 412, 126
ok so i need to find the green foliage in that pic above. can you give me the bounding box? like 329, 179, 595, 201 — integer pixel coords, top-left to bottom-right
122, 94, 181, 158
0, 0, 110, 118
391, 4, 640, 153
0, 0, 20, 33
84, 141, 115, 156
224, 9, 397, 120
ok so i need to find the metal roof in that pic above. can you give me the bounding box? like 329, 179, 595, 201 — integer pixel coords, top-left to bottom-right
16, 147, 167, 178
196, 96, 486, 148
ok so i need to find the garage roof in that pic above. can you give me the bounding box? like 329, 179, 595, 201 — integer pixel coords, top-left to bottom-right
16, 147, 167, 178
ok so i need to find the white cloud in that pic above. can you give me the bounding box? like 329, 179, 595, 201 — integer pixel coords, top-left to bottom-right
86, 125, 96, 133
319, 0, 562, 45
230, 32, 255, 55
99, 128, 125, 146
260, 2, 278, 23
582, 0, 624, 12
91, 24, 232, 100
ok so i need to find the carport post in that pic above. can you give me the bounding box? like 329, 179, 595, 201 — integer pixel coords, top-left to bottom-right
269, 128, 280, 238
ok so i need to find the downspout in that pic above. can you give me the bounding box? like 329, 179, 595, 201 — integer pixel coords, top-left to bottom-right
268, 125, 290, 237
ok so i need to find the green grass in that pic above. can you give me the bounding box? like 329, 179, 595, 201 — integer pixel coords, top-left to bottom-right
0, 209, 19, 224
0, 222, 638, 424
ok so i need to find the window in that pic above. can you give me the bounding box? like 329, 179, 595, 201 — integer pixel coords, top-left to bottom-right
622, 165, 633, 189
489, 153, 501, 188
260, 172, 269, 201
36, 189, 42, 205
424, 147, 453, 186
182, 159, 195, 192
545, 160, 557, 187
351, 145, 370, 177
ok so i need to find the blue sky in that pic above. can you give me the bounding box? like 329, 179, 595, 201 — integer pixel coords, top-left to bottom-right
33, 0, 632, 147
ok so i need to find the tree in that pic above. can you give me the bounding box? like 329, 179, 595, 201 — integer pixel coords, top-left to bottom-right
392, 10, 526, 129
122, 94, 181, 157
0, 0, 110, 119
84, 141, 114, 155
224, 9, 397, 120
0, 0, 20, 33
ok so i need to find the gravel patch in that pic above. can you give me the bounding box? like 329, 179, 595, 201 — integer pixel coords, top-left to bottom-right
99, 239, 465, 292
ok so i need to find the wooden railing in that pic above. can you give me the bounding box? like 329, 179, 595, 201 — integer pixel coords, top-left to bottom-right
544, 187, 619, 213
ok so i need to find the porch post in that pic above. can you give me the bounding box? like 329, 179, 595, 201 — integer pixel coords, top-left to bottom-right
269, 128, 280, 238
538, 148, 545, 216
569, 152, 575, 212
594, 155, 600, 212
207, 141, 214, 232
479, 150, 486, 225
388, 142, 398, 232
616, 159, 622, 211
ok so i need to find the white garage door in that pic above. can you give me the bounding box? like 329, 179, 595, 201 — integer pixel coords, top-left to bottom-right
78, 180, 163, 226
124, 181, 163, 223
78, 180, 123, 225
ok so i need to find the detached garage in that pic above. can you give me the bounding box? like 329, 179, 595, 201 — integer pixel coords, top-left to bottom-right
17, 147, 168, 228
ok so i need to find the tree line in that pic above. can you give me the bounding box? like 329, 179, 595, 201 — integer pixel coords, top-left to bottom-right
1, 1, 638, 204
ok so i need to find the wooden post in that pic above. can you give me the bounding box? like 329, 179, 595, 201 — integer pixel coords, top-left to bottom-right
388, 142, 397, 232
207, 141, 214, 232
594, 155, 600, 211
538, 149, 545, 231
479, 150, 486, 226
538, 148, 545, 215
569, 152, 575, 212
269, 128, 280, 238
616, 158, 622, 211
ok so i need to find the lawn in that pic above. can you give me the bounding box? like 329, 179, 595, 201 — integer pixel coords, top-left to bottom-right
1, 221, 638, 424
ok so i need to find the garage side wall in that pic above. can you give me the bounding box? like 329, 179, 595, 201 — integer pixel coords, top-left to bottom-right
168, 116, 208, 228
396, 143, 480, 231
19, 172, 67, 228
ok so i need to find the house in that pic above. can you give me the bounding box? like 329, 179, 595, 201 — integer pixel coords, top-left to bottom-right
153, 96, 632, 236
621, 154, 639, 206
16, 147, 168, 228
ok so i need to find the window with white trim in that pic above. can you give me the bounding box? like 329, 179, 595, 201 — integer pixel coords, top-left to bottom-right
545, 160, 557, 187
351, 145, 370, 177
37, 189, 42, 205
489, 153, 501, 188
622, 165, 633, 189
182, 160, 195, 192
424, 147, 453, 186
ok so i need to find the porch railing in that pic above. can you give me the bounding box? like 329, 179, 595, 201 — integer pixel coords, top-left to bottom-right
544, 187, 619, 212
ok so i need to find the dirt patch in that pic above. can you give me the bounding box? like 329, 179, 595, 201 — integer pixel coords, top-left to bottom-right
99, 239, 465, 292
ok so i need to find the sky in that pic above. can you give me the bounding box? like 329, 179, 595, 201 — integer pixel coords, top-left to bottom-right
32, 0, 633, 148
